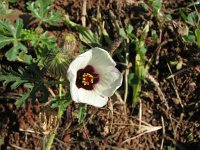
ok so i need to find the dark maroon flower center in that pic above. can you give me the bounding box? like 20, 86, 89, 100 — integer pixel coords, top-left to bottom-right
76, 65, 99, 90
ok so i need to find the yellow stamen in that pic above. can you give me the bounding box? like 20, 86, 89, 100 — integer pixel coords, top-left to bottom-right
82, 73, 94, 86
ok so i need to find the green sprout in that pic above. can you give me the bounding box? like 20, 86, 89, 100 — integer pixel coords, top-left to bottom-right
119, 22, 149, 107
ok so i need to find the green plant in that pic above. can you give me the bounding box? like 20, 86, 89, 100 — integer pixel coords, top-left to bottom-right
119, 23, 149, 107
0, 19, 32, 63
0, 4, 67, 149
0, 64, 49, 107
179, 2, 200, 48
167, 146, 175, 150
195, 29, 200, 48
27, 0, 63, 26
0, 1, 123, 149
0, 0, 12, 15
148, 0, 163, 18
0, 18, 59, 64
64, 15, 105, 47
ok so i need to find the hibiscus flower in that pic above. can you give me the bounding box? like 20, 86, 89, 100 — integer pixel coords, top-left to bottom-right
67, 47, 122, 107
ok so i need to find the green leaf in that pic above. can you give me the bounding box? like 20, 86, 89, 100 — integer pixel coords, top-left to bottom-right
8, 0, 17, 3
78, 104, 87, 124
179, 10, 187, 21
195, 29, 200, 48
51, 97, 71, 112
132, 54, 145, 107
0, 19, 13, 35
119, 28, 128, 40
182, 34, 196, 42
0, 1, 12, 15
22, 29, 58, 60
149, 0, 162, 16
187, 12, 197, 25
0, 67, 27, 89
151, 29, 158, 42
167, 146, 175, 150
0, 64, 49, 107
18, 52, 33, 64
127, 24, 134, 34
15, 19, 23, 37
0, 138, 4, 146
0, 19, 31, 63
64, 15, 101, 47
5, 45, 19, 61
27, 0, 62, 26
5, 42, 27, 61
0, 34, 12, 49
128, 73, 135, 86
15, 91, 31, 107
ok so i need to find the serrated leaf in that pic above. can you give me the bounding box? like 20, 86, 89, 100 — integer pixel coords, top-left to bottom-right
15, 91, 31, 108
42, 11, 63, 26
0, 67, 27, 89
0, 64, 42, 89
0, 19, 30, 63
15, 82, 49, 107
64, 15, 101, 47
79, 29, 101, 47
0, 64, 49, 107
27, 0, 62, 26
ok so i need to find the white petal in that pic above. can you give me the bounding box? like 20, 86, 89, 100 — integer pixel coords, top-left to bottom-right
88, 47, 116, 72
69, 78, 79, 102
95, 66, 123, 97
67, 50, 92, 81
77, 89, 108, 107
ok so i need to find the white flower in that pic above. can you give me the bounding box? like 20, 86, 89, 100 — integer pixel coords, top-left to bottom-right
67, 47, 123, 107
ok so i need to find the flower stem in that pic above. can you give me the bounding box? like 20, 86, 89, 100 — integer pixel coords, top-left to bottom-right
44, 78, 64, 150
58, 78, 64, 119
45, 134, 56, 150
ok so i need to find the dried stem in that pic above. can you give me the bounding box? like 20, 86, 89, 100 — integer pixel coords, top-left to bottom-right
81, 0, 87, 27
145, 73, 169, 110
160, 116, 165, 150
167, 63, 183, 108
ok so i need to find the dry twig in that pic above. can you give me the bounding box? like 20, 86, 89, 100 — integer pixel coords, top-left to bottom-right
160, 116, 165, 150
167, 63, 183, 108
81, 0, 87, 27
145, 73, 169, 110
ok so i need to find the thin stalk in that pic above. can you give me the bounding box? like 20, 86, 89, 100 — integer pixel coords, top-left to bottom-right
45, 134, 56, 150
44, 78, 64, 150
58, 78, 64, 119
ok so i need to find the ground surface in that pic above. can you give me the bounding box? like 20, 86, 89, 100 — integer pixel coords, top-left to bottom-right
0, 0, 200, 150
